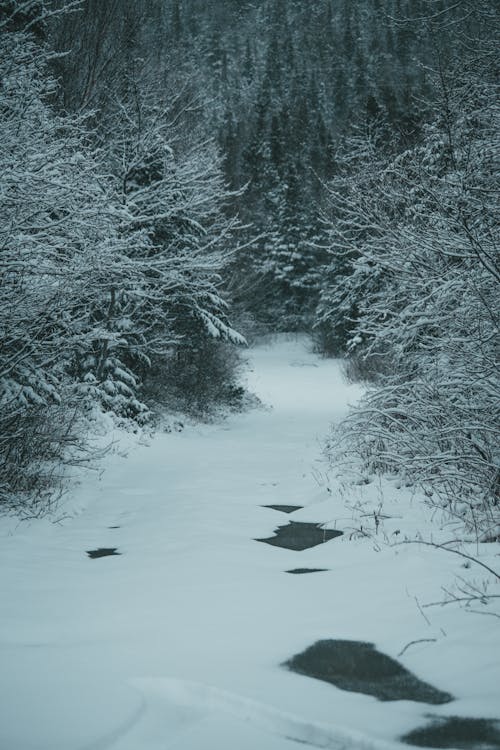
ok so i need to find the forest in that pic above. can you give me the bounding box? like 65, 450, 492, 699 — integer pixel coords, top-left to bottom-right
0, 0, 499, 538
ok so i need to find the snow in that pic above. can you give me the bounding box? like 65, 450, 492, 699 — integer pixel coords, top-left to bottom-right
0, 335, 498, 750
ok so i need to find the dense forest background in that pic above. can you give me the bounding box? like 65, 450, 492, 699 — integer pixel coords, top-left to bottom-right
50, 0, 470, 330
1, 0, 498, 530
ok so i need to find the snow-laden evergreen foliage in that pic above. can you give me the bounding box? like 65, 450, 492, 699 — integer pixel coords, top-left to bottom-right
322, 70, 500, 535
0, 29, 124, 508
50, 0, 451, 332
104, 85, 246, 416
0, 21, 242, 511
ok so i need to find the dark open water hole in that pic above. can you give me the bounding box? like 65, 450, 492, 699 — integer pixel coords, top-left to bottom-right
402, 716, 500, 749
283, 640, 453, 704
286, 568, 329, 574
86, 548, 121, 559
256, 521, 343, 551
262, 504, 303, 513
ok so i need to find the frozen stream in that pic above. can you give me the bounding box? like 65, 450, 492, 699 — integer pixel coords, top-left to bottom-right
1, 337, 499, 749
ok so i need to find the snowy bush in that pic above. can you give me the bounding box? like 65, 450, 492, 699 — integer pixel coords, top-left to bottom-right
101, 85, 246, 409
314, 124, 399, 360
0, 23, 244, 512
323, 71, 500, 536
0, 28, 124, 508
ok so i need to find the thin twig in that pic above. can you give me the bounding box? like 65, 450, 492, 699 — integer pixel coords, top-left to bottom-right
396, 540, 500, 580
424, 594, 500, 608
397, 638, 437, 658
414, 596, 432, 626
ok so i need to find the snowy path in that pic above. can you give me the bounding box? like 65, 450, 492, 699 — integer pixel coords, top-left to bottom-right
1, 337, 499, 750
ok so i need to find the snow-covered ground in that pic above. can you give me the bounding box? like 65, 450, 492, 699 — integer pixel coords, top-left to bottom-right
0, 336, 498, 750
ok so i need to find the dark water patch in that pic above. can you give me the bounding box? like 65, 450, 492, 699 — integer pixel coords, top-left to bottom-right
286, 568, 329, 574
87, 548, 121, 559
263, 504, 303, 514
402, 716, 500, 748
108, 526, 120, 529
256, 522, 342, 551
283, 640, 453, 704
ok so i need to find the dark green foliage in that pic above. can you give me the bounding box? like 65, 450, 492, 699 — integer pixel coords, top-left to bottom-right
0, 0, 48, 38
142, 336, 246, 419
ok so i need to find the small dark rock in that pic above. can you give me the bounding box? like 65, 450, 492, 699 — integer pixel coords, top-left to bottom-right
86, 548, 121, 559
283, 640, 453, 704
256, 522, 342, 551
402, 716, 500, 748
